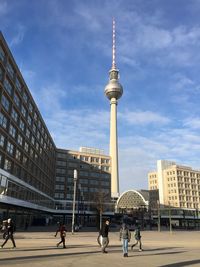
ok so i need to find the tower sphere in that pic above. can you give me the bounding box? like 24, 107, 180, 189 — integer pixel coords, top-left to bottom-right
104, 79, 123, 100
104, 69, 123, 100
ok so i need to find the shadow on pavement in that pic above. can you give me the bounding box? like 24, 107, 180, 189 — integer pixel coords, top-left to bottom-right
0, 250, 102, 263
134, 247, 183, 252
0, 244, 103, 252
159, 259, 200, 267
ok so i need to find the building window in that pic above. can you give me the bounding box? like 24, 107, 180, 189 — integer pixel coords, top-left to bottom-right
34, 112, 38, 121
0, 112, 7, 128
23, 91, 28, 103
30, 148, 34, 158
31, 136, 35, 145
0, 134, 5, 147
1, 94, 10, 112
26, 128, 30, 139
11, 108, 18, 122
21, 105, 27, 118
28, 102, 33, 113
15, 77, 22, 93
27, 115, 32, 126
4, 78, 13, 96
14, 93, 20, 107
17, 134, 23, 146
33, 124, 36, 133
22, 155, 28, 165
6, 141, 14, 155
15, 149, 21, 161
37, 131, 40, 140
9, 124, 16, 138
19, 120, 25, 132
55, 184, 64, 190
24, 142, 29, 152
6, 62, 15, 79
0, 45, 5, 62
0, 66, 3, 81
4, 159, 12, 171
38, 120, 41, 129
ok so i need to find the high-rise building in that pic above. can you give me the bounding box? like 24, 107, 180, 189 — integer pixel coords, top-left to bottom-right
0, 32, 56, 216
148, 160, 200, 209
104, 19, 123, 198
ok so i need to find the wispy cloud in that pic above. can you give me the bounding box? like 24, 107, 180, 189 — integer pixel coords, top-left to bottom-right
119, 110, 170, 125
0, 0, 8, 16
10, 24, 26, 47
183, 117, 200, 129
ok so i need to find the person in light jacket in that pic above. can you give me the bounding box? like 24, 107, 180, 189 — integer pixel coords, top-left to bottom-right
119, 223, 131, 257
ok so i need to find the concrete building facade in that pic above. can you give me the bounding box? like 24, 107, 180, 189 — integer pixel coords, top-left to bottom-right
148, 160, 200, 209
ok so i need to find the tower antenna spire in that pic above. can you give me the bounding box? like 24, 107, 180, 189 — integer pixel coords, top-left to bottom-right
112, 18, 116, 69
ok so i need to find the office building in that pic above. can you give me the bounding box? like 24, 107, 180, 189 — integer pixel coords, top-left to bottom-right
148, 160, 200, 209
0, 32, 56, 217
55, 148, 112, 225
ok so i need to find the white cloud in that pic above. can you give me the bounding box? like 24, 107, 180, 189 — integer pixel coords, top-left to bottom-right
0, 1, 8, 15
10, 24, 26, 47
119, 110, 170, 125
184, 117, 200, 129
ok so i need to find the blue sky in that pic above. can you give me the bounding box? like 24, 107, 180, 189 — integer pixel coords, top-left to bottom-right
1, 0, 200, 193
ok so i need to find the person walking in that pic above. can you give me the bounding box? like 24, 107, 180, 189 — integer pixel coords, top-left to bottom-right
55, 222, 66, 248
119, 223, 131, 257
0, 218, 16, 249
131, 225, 143, 251
99, 220, 110, 253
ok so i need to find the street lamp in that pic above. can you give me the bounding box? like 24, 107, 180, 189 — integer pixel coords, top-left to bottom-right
168, 201, 172, 234
157, 200, 161, 232
72, 169, 78, 234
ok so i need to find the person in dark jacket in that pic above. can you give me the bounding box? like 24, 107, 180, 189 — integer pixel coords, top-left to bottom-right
119, 223, 131, 257
131, 225, 143, 251
55, 222, 66, 248
0, 218, 16, 249
99, 220, 110, 253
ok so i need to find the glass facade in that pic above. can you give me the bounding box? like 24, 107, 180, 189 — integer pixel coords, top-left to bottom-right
0, 32, 56, 210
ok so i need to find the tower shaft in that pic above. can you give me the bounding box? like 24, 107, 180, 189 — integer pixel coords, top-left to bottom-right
109, 98, 119, 198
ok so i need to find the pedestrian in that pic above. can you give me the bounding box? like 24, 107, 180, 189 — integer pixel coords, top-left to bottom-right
131, 224, 143, 251
99, 220, 110, 253
55, 222, 66, 248
119, 223, 131, 257
0, 218, 16, 249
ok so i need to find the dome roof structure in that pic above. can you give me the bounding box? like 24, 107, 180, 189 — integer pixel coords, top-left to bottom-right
116, 190, 149, 210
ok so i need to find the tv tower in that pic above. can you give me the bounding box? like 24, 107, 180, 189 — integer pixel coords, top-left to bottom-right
104, 19, 123, 198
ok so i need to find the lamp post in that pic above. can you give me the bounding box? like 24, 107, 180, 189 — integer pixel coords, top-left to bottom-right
168, 201, 172, 234
72, 169, 78, 234
157, 200, 161, 232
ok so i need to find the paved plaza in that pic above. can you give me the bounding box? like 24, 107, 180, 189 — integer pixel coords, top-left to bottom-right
0, 228, 200, 267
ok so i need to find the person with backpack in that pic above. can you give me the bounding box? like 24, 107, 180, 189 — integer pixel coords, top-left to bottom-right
131, 224, 143, 251
119, 223, 131, 257
55, 222, 66, 248
0, 218, 16, 249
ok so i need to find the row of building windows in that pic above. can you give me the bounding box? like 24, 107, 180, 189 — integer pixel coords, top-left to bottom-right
0, 94, 52, 150
57, 153, 110, 164
0, 62, 54, 155
0, 150, 54, 195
